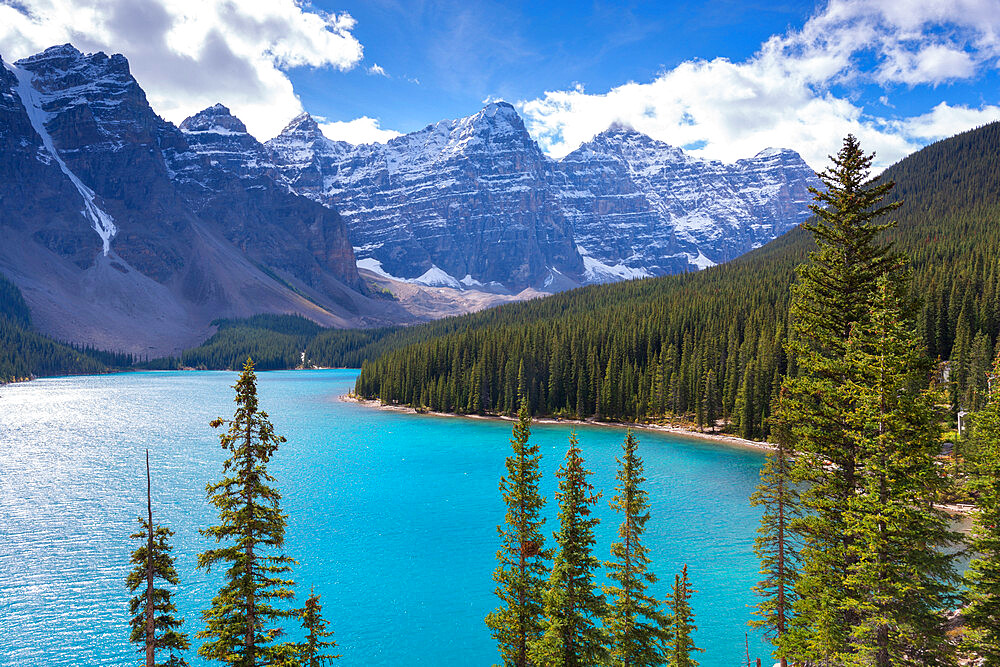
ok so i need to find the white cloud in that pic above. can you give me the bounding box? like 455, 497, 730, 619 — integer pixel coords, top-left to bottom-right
519, 0, 1000, 170
319, 116, 401, 144
367, 62, 387, 77
0, 0, 363, 140
899, 101, 1000, 140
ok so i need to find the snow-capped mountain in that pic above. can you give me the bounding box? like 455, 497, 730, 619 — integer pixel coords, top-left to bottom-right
0, 44, 402, 355
267, 105, 819, 290
266, 102, 582, 290
554, 126, 818, 280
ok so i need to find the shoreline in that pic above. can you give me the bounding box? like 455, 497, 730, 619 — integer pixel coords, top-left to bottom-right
340, 394, 777, 453
341, 395, 975, 516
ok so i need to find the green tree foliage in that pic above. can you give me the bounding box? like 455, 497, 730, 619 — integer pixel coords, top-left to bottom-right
603, 430, 664, 667
127, 451, 189, 667
663, 565, 701, 667
780, 135, 904, 660
749, 416, 799, 667
298, 589, 340, 666
485, 399, 551, 667
965, 350, 1000, 665
0, 271, 127, 383
532, 434, 607, 666
840, 276, 957, 666
197, 358, 298, 666
171, 315, 323, 371
349, 122, 1000, 438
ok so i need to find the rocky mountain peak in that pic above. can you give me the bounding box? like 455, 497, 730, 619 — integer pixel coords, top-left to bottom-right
280, 111, 323, 137
179, 103, 248, 134
467, 100, 526, 137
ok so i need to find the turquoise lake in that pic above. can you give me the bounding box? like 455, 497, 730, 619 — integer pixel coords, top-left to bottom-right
0, 369, 771, 666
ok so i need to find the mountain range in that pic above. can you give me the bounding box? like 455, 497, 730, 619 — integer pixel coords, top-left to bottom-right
0, 44, 819, 355
265, 102, 818, 289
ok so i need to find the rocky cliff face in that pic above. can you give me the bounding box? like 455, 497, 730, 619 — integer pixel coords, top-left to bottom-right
267, 106, 819, 290
554, 126, 818, 279
266, 102, 583, 290
0, 45, 393, 355
172, 103, 362, 293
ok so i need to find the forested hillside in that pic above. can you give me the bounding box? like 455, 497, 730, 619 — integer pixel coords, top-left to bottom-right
0, 272, 120, 383
351, 122, 1000, 438
151, 314, 324, 371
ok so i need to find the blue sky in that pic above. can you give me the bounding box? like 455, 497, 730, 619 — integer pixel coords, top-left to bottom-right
3, 0, 1000, 169
291, 1, 819, 134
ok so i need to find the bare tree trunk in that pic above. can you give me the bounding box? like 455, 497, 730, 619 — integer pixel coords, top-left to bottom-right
145, 449, 155, 667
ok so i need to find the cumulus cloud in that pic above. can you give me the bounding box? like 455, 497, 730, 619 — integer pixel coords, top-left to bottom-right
319, 116, 401, 144
367, 62, 387, 77
899, 101, 1000, 140
0, 0, 364, 139
519, 0, 1000, 169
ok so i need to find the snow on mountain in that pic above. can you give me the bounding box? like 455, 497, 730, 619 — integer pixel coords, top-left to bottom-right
4, 58, 117, 255
266, 101, 583, 290
553, 125, 817, 276
268, 107, 818, 290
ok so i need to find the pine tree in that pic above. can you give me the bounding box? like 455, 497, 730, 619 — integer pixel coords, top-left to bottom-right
532, 433, 607, 666
298, 589, 340, 665
965, 350, 1000, 666
663, 565, 702, 667
198, 358, 298, 666
604, 430, 664, 667
127, 450, 189, 667
780, 135, 903, 661
486, 398, 551, 667
840, 275, 958, 666
750, 415, 799, 667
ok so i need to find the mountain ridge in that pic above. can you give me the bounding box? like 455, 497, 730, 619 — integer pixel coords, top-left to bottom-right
265, 102, 819, 289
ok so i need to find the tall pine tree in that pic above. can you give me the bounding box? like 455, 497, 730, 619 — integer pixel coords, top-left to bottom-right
750, 414, 799, 667
663, 565, 702, 667
965, 350, 1000, 666
780, 135, 903, 661
604, 430, 664, 667
198, 358, 298, 666
127, 450, 189, 667
840, 275, 958, 666
486, 398, 551, 666
532, 433, 607, 667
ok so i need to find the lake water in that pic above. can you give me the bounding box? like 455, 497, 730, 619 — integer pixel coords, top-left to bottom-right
0, 370, 771, 666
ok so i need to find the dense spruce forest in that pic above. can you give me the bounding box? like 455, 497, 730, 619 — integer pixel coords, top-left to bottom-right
350, 122, 1000, 438
147, 314, 325, 371
0, 272, 129, 383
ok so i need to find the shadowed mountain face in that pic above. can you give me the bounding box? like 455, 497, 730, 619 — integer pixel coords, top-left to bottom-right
0, 45, 398, 357
266, 104, 819, 290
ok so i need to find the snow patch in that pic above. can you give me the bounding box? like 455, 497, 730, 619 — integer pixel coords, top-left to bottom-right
413, 265, 462, 289
6, 61, 117, 255
687, 250, 717, 270
754, 147, 787, 158
356, 257, 405, 281
582, 255, 652, 283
